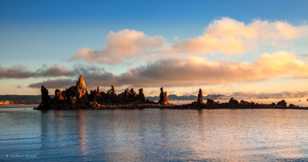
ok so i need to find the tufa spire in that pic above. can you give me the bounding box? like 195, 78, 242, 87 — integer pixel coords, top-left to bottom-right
76, 75, 88, 99
76, 75, 87, 89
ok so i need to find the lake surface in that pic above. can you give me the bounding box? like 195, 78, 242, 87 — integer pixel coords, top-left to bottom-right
1, 108, 308, 162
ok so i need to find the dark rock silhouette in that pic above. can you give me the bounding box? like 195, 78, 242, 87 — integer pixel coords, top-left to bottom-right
35, 75, 303, 110
206, 98, 216, 105
228, 97, 239, 108
197, 88, 203, 104
138, 88, 146, 102
35, 75, 155, 110
159, 87, 169, 105
39, 86, 50, 109
276, 100, 287, 108
107, 85, 115, 95
54, 89, 64, 101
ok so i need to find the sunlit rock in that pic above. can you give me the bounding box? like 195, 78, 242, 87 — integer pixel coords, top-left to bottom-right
76, 75, 88, 99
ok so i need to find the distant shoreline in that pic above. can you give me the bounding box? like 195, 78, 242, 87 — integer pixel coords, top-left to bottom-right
34, 103, 308, 111
0, 104, 38, 108
1, 104, 308, 110
33, 107, 308, 111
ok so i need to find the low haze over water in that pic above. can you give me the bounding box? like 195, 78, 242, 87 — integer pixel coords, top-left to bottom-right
1, 108, 308, 161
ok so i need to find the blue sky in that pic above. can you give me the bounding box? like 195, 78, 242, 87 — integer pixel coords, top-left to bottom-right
1, 0, 308, 25
1, 0, 308, 95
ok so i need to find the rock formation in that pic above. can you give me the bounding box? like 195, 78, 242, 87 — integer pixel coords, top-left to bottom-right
76, 75, 87, 99
197, 88, 203, 104
107, 85, 116, 96
35, 76, 302, 110
276, 100, 287, 108
54, 89, 64, 101
138, 88, 146, 102
159, 87, 169, 105
40, 85, 50, 107
206, 98, 216, 106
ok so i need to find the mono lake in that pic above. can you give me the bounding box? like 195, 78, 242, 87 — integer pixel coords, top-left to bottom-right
1, 107, 308, 161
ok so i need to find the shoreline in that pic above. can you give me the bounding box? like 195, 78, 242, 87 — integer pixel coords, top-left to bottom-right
33, 103, 308, 111
0, 104, 38, 108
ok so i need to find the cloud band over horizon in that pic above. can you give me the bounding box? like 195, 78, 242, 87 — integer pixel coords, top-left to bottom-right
1, 17, 308, 96
16, 51, 308, 89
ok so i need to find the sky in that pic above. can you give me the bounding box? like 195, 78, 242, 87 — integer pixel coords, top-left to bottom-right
1, 0, 308, 97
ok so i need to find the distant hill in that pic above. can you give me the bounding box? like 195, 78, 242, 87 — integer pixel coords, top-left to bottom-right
0, 95, 41, 105
147, 94, 225, 101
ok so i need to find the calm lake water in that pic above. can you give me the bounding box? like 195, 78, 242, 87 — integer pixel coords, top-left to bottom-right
1, 108, 308, 162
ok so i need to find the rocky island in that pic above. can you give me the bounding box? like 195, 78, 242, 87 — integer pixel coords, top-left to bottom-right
35, 75, 304, 110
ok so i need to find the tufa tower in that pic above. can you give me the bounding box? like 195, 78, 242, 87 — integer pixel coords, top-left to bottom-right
76, 75, 88, 99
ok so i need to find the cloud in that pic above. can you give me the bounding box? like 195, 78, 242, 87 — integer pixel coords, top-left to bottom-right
71, 18, 308, 65
28, 65, 117, 88
28, 79, 74, 89
73, 29, 165, 64
231, 91, 308, 99
116, 51, 308, 86
173, 17, 305, 55
29, 51, 308, 89
35, 65, 74, 77
0, 65, 74, 79
0, 65, 33, 79
28, 74, 116, 89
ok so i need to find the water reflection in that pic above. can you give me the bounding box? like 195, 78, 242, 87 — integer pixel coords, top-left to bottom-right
77, 110, 88, 156
2, 109, 308, 161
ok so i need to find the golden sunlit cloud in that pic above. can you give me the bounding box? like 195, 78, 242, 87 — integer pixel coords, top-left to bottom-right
72, 17, 308, 65
73, 29, 165, 64
27, 51, 308, 89
173, 17, 304, 55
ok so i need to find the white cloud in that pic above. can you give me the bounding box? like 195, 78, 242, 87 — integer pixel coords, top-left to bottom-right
115, 51, 308, 86
72, 18, 308, 65
173, 17, 305, 55
73, 29, 165, 64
